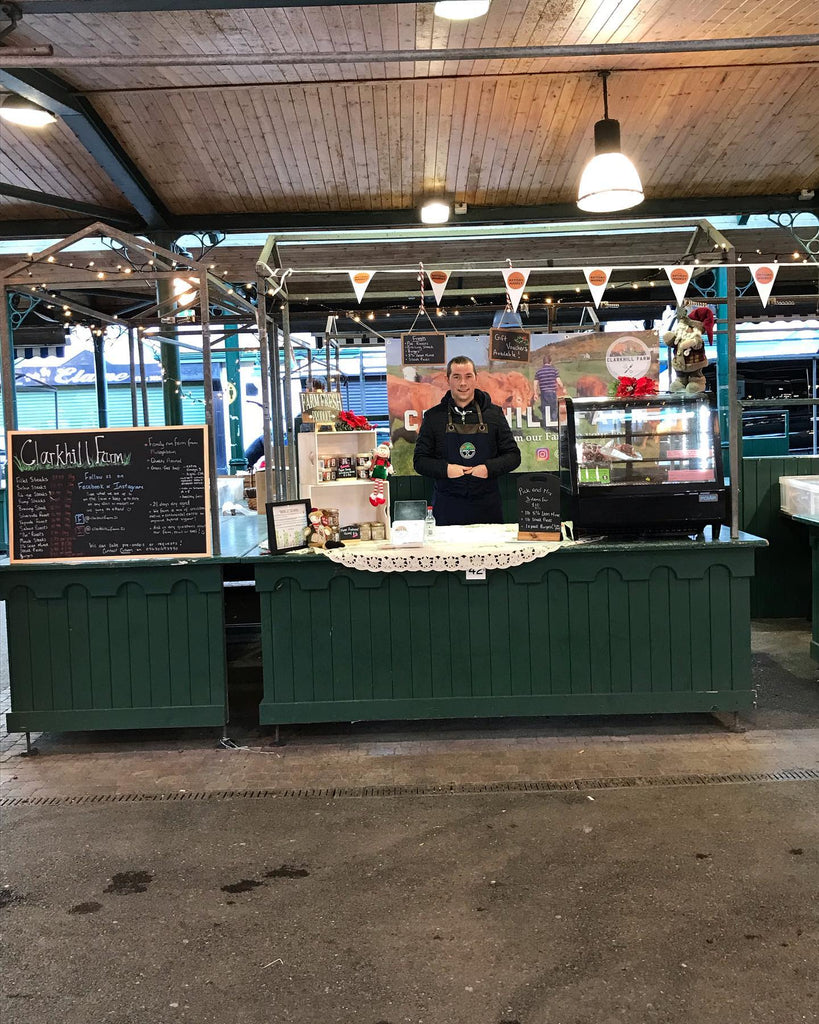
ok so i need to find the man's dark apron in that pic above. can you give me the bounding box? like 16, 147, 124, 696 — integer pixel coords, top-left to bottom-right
432, 404, 504, 526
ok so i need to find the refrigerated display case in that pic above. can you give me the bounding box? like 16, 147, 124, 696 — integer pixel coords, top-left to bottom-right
559, 393, 727, 536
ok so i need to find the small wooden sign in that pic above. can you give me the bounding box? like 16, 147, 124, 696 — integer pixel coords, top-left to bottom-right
517, 472, 561, 541
489, 327, 530, 363
401, 332, 446, 366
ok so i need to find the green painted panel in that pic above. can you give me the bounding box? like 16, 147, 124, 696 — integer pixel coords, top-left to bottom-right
740, 455, 817, 618
255, 544, 758, 725
2, 566, 227, 734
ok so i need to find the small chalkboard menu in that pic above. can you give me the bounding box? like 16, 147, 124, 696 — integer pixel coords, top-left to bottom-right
517, 472, 561, 541
401, 332, 446, 366
490, 328, 531, 363
8, 425, 211, 563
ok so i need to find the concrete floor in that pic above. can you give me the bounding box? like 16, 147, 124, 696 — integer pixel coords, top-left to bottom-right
1, 619, 818, 1023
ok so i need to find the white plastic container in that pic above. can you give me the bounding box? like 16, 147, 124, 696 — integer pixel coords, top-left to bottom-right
780, 475, 819, 516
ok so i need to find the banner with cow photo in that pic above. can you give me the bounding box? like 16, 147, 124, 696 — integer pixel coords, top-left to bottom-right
385, 330, 660, 476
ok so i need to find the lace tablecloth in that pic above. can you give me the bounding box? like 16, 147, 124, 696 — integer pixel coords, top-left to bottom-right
321, 524, 562, 573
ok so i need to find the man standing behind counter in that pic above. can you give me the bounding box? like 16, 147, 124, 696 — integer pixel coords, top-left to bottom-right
413, 355, 521, 525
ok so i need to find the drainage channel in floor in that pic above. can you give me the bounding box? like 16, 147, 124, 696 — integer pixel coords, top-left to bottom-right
1, 767, 817, 807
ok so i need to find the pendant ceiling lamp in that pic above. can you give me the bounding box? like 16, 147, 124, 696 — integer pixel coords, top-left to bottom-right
0, 94, 57, 127
577, 71, 644, 214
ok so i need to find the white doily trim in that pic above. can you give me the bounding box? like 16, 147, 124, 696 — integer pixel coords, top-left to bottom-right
322, 540, 561, 573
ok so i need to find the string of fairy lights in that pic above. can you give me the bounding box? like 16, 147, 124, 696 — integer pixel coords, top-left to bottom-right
9, 240, 817, 340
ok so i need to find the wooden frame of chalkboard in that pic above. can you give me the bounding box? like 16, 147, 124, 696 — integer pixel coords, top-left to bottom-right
265, 499, 311, 554
7, 425, 212, 563
401, 332, 446, 366
489, 328, 531, 363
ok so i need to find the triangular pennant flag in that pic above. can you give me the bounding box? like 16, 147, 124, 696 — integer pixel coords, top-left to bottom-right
502, 267, 531, 313
427, 269, 451, 306
664, 265, 694, 306
748, 263, 779, 307
348, 270, 375, 304
583, 267, 611, 308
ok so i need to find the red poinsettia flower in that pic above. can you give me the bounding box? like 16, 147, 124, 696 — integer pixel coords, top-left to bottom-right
337, 409, 373, 430
612, 375, 658, 399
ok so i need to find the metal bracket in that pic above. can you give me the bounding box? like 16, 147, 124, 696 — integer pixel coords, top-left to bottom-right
0, 2, 22, 42
768, 212, 819, 260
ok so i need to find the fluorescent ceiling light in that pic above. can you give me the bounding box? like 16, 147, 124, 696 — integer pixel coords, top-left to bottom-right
420, 200, 451, 225
577, 72, 644, 214
434, 1, 491, 21
0, 95, 57, 128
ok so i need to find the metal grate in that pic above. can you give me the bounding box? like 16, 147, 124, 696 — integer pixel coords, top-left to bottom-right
1, 768, 817, 807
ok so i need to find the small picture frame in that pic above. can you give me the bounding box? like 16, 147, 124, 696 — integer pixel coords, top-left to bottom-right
265, 499, 311, 554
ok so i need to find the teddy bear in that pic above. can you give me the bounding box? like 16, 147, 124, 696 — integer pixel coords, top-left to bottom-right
366, 439, 394, 507
662, 306, 715, 395
304, 509, 343, 549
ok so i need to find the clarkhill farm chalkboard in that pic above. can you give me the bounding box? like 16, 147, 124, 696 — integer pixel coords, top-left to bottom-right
8, 426, 211, 563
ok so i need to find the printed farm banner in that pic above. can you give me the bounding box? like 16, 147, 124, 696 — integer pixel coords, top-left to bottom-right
385, 330, 660, 475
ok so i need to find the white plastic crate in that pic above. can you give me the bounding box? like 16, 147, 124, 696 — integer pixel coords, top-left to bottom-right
780, 475, 819, 516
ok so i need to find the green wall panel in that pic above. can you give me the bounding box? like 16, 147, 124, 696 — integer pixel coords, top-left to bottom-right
740, 456, 818, 618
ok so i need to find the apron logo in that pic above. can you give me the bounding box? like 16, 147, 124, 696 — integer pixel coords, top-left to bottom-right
459, 441, 476, 460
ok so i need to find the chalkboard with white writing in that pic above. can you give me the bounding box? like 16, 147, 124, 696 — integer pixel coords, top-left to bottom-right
489, 328, 531, 363
517, 472, 561, 541
8, 426, 211, 563
401, 332, 446, 366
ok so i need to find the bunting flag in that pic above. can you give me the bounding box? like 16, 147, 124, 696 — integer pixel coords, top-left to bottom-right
502, 267, 531, 313
748, 263, 779, 307
664, 265, 694, 306
349, 270, 375, 303
426, 268, 451, 306
583, 267, 611, 308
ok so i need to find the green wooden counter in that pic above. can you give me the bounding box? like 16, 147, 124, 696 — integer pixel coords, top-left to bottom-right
792, 514, 819, 664
0, 515, 266, 735
253, 529, 766, 725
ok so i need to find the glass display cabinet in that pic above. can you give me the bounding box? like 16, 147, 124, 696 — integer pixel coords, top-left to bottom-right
559, 393, 727, 536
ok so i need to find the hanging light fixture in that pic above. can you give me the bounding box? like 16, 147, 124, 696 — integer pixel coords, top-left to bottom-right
420, 199, 451, 225
434, 0, 491, 19
577, 71, 644, 214
0, 94, 57, 127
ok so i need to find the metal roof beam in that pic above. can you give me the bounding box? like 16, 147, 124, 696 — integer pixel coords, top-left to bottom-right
0, 68, 169, 228
17, 1, 422, 10
1, 193, 816, 243
0, 182, 141, 227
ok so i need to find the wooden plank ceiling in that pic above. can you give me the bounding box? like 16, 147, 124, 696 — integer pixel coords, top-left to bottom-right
0, 0, 816, 298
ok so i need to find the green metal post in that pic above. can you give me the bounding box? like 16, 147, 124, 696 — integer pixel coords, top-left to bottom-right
714, 266, 731, 472
0, 291, 18, 432
225, 325, 246, 473
92, 331, 109, 427
156, 277, 183, 425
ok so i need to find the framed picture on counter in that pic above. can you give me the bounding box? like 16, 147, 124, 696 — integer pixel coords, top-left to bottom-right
265, 499, 311, 554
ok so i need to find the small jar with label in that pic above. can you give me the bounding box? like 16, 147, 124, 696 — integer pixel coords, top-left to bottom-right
370, 521, 386, 541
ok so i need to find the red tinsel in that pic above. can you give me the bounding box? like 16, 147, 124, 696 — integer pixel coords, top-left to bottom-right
337, 410, 373, 430
613, 375, 659, 399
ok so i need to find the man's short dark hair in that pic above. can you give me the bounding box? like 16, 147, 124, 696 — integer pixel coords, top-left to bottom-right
447, 355, 476, 377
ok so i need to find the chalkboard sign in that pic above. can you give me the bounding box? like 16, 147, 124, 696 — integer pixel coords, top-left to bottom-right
490, 328, 531, 363
8, 426, 211, 563
517, 472, 561, 541
401, 332, 446, 366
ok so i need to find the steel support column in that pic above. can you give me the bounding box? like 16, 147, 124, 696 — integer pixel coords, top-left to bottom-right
199, 275, 221, 555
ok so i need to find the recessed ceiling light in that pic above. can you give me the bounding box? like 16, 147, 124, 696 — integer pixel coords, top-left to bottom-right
420, 200, 451, 225
434, 0, 491, 20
